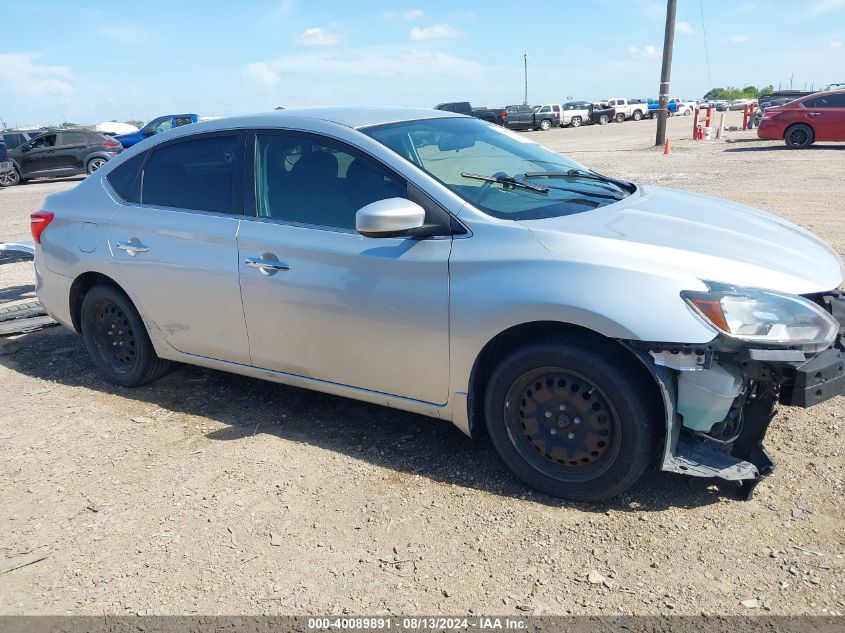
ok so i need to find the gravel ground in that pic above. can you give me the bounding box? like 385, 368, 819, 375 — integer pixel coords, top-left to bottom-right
0, 112, 843, 616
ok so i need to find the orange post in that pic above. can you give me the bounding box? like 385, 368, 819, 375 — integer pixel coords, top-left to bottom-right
706, 106, 713, 128
692, 107, 700, 139
663, 138, 671, 155
742, 104, 750, 130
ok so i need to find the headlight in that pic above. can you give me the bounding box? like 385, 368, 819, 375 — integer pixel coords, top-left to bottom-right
682, 282, 839, 350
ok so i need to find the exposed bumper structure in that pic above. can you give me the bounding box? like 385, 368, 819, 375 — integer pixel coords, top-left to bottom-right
633, 291, 845, 499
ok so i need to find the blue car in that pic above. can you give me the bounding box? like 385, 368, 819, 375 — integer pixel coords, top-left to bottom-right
115, 113, 198, 148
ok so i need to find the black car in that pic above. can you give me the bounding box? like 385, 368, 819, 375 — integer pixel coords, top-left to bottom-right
1, 129, 122, 187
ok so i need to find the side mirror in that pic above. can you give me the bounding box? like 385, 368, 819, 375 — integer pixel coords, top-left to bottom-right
356, 198, 425, 238
143, 128, 156, 136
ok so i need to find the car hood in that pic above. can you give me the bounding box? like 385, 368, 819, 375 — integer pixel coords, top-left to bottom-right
520, 185, 844, 295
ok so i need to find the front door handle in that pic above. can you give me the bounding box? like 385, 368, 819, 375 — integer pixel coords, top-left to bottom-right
116, 240, 150, 256
807, 112, 821, 117
245, 257, 290, 272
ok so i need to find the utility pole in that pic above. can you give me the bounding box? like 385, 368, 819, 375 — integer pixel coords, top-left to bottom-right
655, 0, 677, 147
523, 52, 528, 105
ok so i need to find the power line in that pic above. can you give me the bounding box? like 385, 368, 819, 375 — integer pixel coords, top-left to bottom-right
700, 0, 712, 90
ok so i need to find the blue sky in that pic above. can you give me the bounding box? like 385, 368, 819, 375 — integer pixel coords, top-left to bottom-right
2, 0, 844, 127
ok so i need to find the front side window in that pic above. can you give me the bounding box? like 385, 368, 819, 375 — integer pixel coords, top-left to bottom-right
254, 133, 407, 230
31, 134, 56, 149
364, 117, 633, 221
141, 135, 240, 214
147, 117, 173, 135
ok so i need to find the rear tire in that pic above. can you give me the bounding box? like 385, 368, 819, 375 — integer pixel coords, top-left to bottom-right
0, 168, 20, 187
570, 116, 582, 128
87, 157, 107, 174
615, 113, 625, 123
484, 339, 659, 501
598, 114, 609, 125
784, 124, 814, 149
539, 118, 552, 131
632, 110, 643, 121
80, 284, 171, 387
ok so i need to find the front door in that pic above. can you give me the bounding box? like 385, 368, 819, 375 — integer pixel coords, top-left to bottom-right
19, 133, 58, 175
108, 132, 250, 363
237, 131, 451, 404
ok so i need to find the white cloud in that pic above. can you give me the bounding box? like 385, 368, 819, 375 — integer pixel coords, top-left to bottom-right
807, 0, 845, 16
409, 24, 461, 41
0, 53, 73, 99
245, 48, 482, 84
628, 44, 658, 57
729, 34, 749, 43
831, 39, 843, 48
297, 27, 343, 46
245, 61, 281, 88
676, 21, 695, 34
383, 9, 424, 20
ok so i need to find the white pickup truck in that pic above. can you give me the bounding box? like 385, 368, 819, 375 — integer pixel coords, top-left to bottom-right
604, 98, 649, 122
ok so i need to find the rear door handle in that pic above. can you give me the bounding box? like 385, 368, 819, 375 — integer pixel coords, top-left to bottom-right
245, 257, 290, 272
808, 112, 821, 117
116, 240, 150, 256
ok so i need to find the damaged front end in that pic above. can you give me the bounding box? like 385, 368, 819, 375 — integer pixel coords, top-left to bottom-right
627, 289, 845, 499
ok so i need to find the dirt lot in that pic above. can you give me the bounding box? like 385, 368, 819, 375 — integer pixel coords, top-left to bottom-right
1, 112, 843, 616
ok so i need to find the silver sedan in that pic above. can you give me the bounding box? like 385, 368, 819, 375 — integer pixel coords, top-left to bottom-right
33, 108, 845, 500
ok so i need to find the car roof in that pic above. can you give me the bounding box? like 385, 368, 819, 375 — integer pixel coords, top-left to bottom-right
185, 107, 463, 132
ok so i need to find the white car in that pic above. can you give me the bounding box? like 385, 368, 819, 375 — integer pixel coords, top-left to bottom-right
604, 98, 649, 122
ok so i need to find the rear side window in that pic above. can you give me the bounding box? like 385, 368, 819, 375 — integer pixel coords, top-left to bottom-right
59, 132, 86, 145
141, 134, 241, 214
107, 152, 146, 202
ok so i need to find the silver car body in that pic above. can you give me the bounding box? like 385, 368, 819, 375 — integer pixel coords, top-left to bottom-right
35, 107, 845, 488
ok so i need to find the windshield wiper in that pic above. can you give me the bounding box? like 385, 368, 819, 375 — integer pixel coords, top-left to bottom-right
523, 169, 632, 191
461, 172, 548, 193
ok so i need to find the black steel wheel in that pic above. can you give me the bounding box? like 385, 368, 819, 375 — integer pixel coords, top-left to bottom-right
484, 338, 659, 500
505, 368, 621, 481
80, 284, 171, 386
784, 124, 814, 149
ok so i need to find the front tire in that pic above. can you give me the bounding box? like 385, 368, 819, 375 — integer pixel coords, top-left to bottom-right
80, 284, 171, 387
484, 339, 659, 501
784, 124, 814, 149
0, 168, 20, 187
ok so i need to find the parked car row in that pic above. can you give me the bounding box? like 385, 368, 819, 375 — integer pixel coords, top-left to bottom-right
0, 113, 199, 187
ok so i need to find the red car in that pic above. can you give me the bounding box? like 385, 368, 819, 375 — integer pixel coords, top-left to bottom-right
757, 89, 845, 148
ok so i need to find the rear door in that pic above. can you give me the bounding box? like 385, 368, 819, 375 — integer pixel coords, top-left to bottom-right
107, 132, 250, 363
236, 130, 451, 403
802, 93, 845, 140
54, 131, 88, 171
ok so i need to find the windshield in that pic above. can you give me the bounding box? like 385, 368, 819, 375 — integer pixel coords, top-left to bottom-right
363, 117, 633, 220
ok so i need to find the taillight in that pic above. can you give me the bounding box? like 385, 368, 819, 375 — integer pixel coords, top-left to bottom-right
103, 140, 120, 147
30, 211, 54, 244
500, 110, 506, 119
762, 111, 782, 120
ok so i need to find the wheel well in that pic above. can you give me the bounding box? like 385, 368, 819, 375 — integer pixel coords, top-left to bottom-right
466, 321, 664, 438
68, 272, 124, 333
